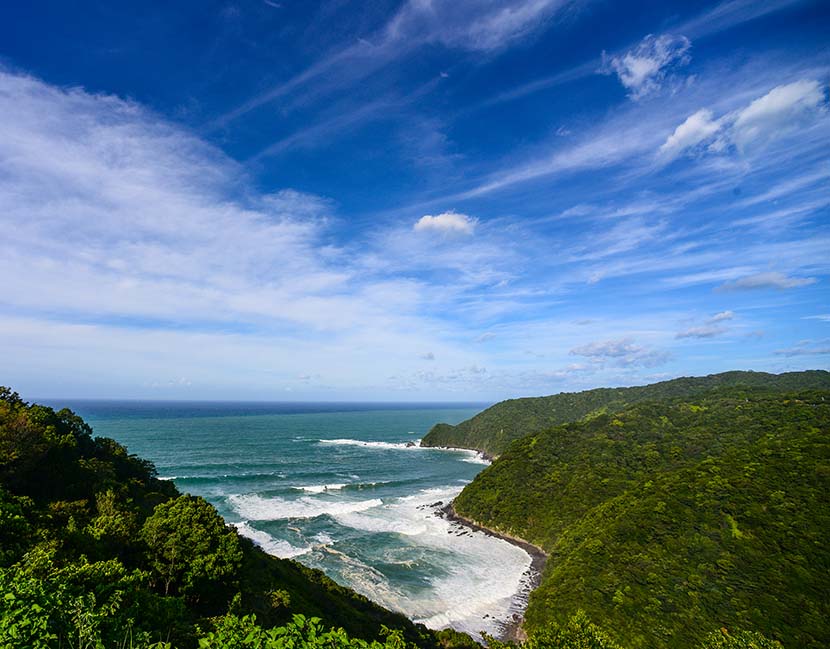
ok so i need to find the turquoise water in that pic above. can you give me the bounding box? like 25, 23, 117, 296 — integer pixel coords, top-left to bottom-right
54, 401, 533, 637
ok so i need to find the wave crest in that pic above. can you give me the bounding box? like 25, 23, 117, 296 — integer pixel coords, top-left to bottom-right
233, 522, 310, 558
227, 493, 383, 520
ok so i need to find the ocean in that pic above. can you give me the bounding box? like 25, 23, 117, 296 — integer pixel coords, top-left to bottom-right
52, 400, 534, 638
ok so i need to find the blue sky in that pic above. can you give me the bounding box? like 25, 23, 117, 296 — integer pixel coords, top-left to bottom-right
1, 0, 828, 401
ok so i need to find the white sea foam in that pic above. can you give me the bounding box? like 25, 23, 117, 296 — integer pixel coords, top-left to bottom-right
461, 454, 491, 465
313, 532, 334, 545
319, 438, 422, 450
233, 522, 310, 559
320, 546, 404, 604
327, 485, 532, 638
292, 483, 347, 493
227, 493, 383, 520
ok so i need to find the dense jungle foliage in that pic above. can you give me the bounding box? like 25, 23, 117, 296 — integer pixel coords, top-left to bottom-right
452, 388, 830, 648
420, 371, 830, 456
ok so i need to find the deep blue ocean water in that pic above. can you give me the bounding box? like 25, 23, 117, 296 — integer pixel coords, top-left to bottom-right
50, 400, 534, 637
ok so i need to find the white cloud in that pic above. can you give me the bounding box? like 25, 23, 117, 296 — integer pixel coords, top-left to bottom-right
601, 33, 691, 99
774, 342, 830, 357
659, 79, 827, 160
216, 0, 576, 126
384, 0, 573, 52
718, 271, 817, 291
708, 310, 734, 323
732, 79, 826, 150
678, 0, 806, 40
675, 325, 726, 339
659, 109, 722, 159
570, 338, 670, 368
414, 211, 477, 235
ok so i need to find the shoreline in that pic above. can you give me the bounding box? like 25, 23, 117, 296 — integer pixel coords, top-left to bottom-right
438, 502, 547, 643
420, 441, 497, 463
420, 441, 497, 464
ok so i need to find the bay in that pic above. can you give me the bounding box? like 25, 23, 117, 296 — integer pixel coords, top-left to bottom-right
52, 400, 533, 638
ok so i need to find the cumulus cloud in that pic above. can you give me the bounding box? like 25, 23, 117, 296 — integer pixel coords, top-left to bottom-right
413, 211, 477, 235
675, 325, 725, 339
732, 79, 826, 150
601, 33, 691, 99
570, 338, 670, 368
659, 79, 827, 159
659, 109, 722, 160
718, 271, 817, 291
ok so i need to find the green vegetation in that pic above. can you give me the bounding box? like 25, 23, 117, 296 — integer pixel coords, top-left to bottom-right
452, 388, 830, 648
486, 612, 783, 649
1, 382, 822, 648
421, 371, 830, 456
0, 387, 446, 648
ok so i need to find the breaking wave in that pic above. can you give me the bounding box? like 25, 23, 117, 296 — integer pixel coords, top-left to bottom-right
233, 522, 310, 559
227, 493, 384, 520
318, 438, 423, 450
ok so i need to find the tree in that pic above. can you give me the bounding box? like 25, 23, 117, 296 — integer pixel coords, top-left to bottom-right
141, 495, 242, 602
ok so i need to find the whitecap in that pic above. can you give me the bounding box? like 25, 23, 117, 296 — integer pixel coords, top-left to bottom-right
313, 532, 334, 545
227, 493, 383, 520
461, 455, 491, 465
319, 438, 422, 450
233, 522, 310, 559
292, 483, 347, 493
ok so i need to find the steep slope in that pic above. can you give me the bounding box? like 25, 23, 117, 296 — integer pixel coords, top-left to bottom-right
452, 388, 830, 648
421, 370, 830, 456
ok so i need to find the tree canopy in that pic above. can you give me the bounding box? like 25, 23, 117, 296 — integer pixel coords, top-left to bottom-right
420, 371, 830, 456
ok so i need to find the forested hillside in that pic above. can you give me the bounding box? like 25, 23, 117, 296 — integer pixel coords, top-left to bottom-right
421, 370, 830, 456
452, 388, 830, 648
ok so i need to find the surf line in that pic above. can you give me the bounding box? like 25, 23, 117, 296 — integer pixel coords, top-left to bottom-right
438, 502, 547, 643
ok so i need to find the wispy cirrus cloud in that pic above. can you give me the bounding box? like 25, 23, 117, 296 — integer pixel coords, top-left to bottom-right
465, 0, 808, 114
676, 325, 726, 339
708, 310, 734, 323
774, 341, 830, 357
718, 271, 817, 291
677, 0, 809, 39
212, 0, 579, 129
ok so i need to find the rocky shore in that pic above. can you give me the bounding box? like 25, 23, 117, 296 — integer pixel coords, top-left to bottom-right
436, 502, 548, 643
